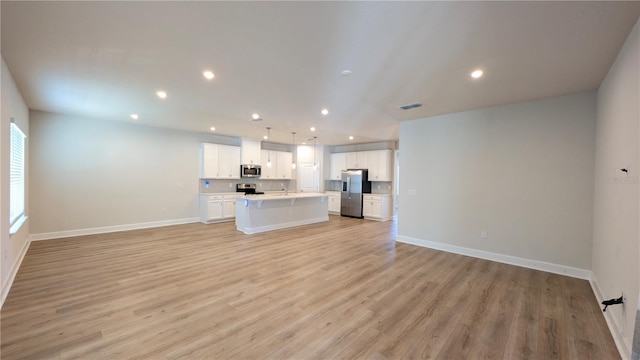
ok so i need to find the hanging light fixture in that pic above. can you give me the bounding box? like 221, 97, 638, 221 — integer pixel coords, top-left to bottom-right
266, 127, 272, 168
312, 136, 318, 170
291, 132, 297, 170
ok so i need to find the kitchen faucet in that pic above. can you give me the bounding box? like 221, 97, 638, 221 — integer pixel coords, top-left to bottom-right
282, 185, 288, 195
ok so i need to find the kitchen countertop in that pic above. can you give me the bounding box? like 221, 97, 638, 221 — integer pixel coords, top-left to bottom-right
239, 192, 327, 201
200, 191, 308, 198
200, 192, 242, 196
235, 192, 328, 234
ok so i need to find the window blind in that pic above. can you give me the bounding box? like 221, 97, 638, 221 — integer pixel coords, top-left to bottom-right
10, 122, 26, 227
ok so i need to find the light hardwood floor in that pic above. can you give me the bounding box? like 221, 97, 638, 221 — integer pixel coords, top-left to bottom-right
1, 215, 619, 359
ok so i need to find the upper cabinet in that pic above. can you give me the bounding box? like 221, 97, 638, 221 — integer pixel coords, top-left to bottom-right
346, 152, 369, 169
329, 153, 347, 180
260, 150, 276, 179
261, 149, 293, 179
200, 143, 241, 179
328, 149, 393, 182
276, 151, 293, 179
241, 139, 261, 165
367, 150, 393, 181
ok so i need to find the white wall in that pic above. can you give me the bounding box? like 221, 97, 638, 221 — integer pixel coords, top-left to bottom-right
592, 18, 640, 359
1, 57, 30, 304
29, 110, 238, 236
398, 92, 597, 273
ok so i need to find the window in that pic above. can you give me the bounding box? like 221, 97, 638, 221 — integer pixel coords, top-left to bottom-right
10, 121, 26, 234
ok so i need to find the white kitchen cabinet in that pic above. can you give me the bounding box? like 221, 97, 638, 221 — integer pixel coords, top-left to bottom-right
331, 150, 392, 181
201, 143, 220, 178
368, 150, 393, 182
261, 149, 276, 179
223, 198, 236, 218
200, 143, 241, 179
200, 195, 223, 222
200, 193, 240, 223
356, 151, 369, 169
326, 191, 341, 213
219, 146, 241, 179
276, 151, 293, 179
261, 150, 292, 179
241, 139, 261, 165
346, 151, 369, 169
362, 194, 393, 221
329, 153, 346, 180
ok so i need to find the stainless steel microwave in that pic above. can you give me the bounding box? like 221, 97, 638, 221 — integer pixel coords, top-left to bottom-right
241, 164, 261, 178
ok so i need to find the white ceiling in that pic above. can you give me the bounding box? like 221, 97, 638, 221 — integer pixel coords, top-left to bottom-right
2, 1, 639, 145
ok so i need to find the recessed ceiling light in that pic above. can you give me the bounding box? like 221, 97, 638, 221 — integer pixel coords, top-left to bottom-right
130, 114, 139, 120
349, 136, 354, 140
341, 69, 352, 76
210, 127, 216, 131
252, 113, 261, 120
302, 142, 306, 145
321, 109, 329, 116
471, 69, 483, 79
156, 90, 168, 99
310, 127, 316, 132
203, 71, 215, 80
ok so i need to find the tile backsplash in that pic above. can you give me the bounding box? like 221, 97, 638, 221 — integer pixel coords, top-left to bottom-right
200, 179, 296, 193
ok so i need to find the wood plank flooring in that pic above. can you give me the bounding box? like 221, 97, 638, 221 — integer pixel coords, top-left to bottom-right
1, 215, 619, 359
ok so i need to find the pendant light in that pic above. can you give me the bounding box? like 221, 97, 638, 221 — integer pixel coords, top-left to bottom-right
266, 127, 272, 168
291, 132, 297, 170
312, 136, 318, 170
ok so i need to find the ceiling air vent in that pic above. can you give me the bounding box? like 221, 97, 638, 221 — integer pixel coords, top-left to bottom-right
398, 102, 423, 110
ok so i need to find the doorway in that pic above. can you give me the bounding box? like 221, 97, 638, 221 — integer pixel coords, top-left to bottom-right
299, 162, 319, 193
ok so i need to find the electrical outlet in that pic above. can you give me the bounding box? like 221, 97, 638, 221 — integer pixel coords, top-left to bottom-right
480, 231, 488, 239
3, 249, 7, 260
229, 182, 232, 188
377, 185, 380, 189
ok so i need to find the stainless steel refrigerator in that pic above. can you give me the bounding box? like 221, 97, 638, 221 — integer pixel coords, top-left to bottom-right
341, 169, 372, 218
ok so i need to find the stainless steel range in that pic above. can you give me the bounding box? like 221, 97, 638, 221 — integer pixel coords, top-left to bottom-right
236, 183, 264, 195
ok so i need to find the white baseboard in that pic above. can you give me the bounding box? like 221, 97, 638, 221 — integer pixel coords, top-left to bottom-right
396, 235, 592, 280
590, 277, 630, 360
30, 217, 200, 241
237, 216, 328, 234
1, 237, 31, 308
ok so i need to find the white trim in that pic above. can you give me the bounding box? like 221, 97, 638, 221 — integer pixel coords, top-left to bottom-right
1, 237, 31, 308
237, 216, 328, 234
396, 235, 591, 280
30, 217, 200, 241
590, 277, 629, 360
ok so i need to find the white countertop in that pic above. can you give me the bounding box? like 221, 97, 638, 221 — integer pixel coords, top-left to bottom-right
200, 192, 242, 196
239, 192, 327, 201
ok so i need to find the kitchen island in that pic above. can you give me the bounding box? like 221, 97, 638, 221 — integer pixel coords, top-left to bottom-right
235, 193, 328, 234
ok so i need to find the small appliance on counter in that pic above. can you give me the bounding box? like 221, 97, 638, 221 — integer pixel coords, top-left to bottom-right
241, 164, 261, 178
341, 169, 372, 218
236, 183, 264, 195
